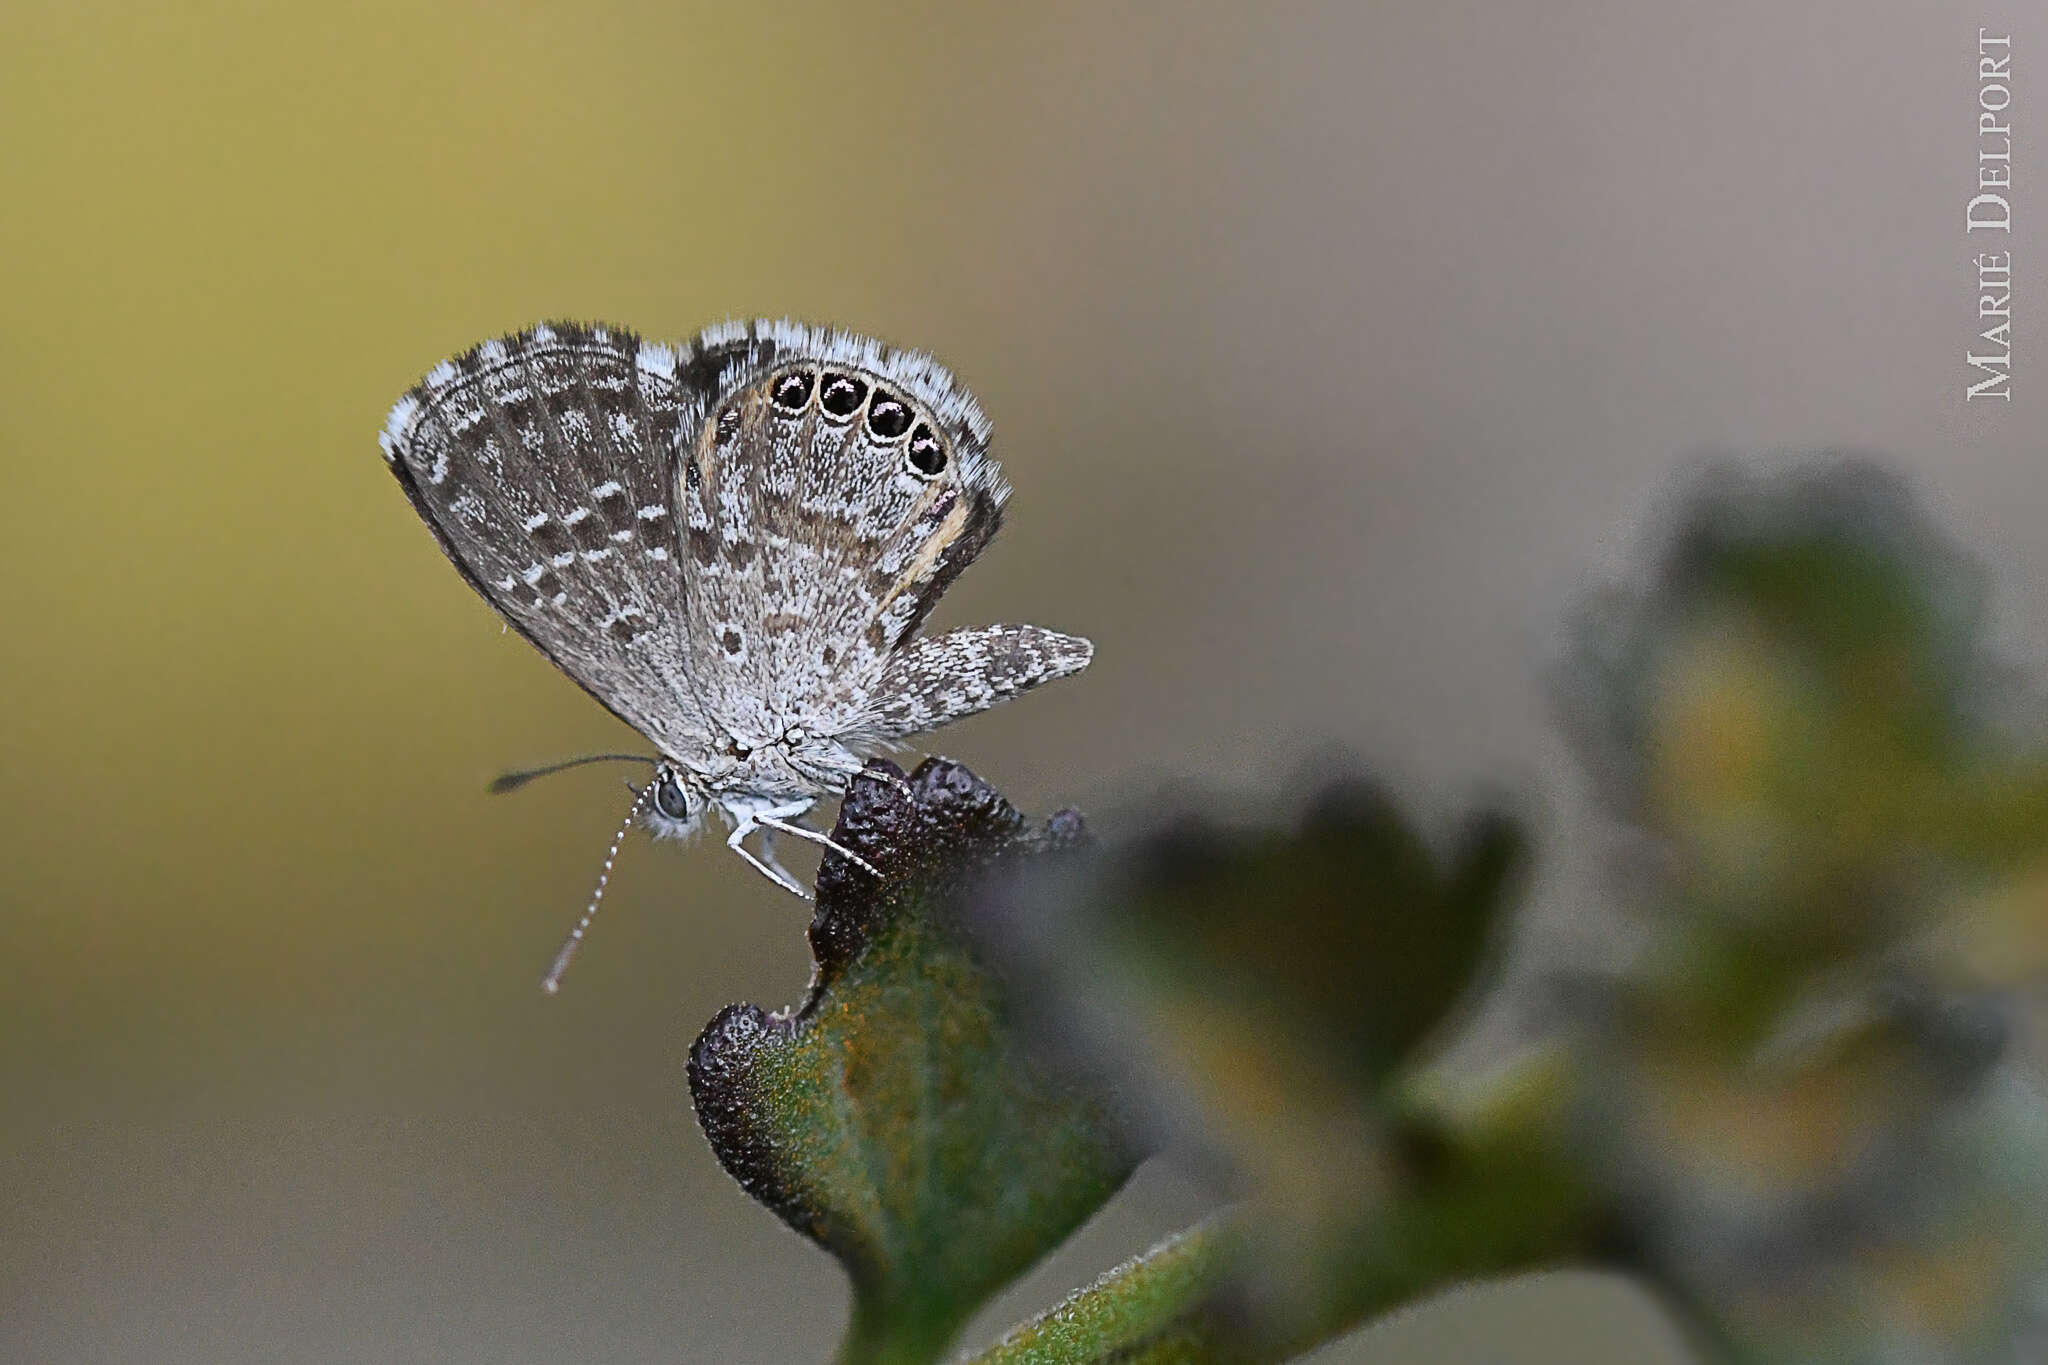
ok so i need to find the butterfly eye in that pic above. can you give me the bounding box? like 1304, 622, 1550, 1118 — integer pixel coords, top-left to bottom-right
653, 774, 694, 822
907, 423, 947, 476
771, 370, 814, 411
866, 394, 912, 440
819, 373, 868, 419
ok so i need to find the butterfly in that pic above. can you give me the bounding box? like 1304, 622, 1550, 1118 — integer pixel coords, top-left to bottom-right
379, 320, 1092, 985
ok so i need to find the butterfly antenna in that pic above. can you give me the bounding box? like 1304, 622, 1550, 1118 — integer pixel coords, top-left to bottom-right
490, 753, 656, 794
540, 778, 657, 995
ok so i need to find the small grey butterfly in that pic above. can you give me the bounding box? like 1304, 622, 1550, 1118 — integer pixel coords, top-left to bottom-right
380, 319, 1091, 987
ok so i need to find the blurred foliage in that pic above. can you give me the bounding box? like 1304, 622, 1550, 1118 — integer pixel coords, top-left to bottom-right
964, 781, 1579, 1358
1553, 462, 2048, 1363
686, 759, 1134, 1365
687, 460, 2048, 1364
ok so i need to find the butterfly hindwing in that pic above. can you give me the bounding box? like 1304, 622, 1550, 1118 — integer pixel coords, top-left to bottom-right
853, 625, 1095, 742
673, 321, 1011, 745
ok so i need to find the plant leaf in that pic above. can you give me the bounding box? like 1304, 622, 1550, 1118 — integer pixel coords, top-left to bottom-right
687, 758, 1135, 1365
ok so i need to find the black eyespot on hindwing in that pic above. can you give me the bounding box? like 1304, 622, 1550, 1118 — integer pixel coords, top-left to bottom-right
819, 373, 868, 419
908, 422, 948, 476
866, 392, 912, 440
771, 370, 815, 411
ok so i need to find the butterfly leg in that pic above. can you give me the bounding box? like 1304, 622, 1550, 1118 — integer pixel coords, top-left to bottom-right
759, 828, 813, 892
753, 808, 882, 879
725, 819, 811, 899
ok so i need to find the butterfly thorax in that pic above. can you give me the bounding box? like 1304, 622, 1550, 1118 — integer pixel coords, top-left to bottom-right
682, 732, 866, 808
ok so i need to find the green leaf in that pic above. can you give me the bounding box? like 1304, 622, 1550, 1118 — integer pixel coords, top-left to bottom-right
687, 759, 1136, 1365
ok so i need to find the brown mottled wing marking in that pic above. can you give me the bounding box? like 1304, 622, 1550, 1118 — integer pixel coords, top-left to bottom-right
852, 626, 1095, 742
379, 322, 725, 758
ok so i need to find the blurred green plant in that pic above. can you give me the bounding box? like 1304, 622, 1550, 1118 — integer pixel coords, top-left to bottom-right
683, 460, 2048, 1364
1551, 463, 2048, 1363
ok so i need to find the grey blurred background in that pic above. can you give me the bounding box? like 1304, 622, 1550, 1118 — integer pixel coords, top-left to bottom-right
4, 2, 2041, 1360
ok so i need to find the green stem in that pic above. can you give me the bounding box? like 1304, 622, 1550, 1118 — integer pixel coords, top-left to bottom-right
835, 1292, 971, 1365
964, 1218, 1246, 1365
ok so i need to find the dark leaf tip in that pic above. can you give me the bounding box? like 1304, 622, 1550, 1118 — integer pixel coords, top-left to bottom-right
685, 1004, 800, 1221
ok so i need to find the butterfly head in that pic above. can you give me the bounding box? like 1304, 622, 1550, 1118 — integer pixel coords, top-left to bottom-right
641, 765, 708, 839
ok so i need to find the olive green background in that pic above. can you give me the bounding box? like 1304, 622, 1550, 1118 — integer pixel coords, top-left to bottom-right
4, 3, 2041, 1361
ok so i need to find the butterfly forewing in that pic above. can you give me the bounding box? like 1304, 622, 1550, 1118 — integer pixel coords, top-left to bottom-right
380, 323, 718, 757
